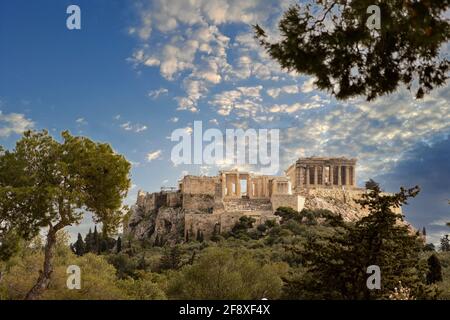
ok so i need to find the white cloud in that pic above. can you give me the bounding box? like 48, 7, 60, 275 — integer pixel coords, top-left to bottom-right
0, 111, 34, 137
76, 117, 87, 125
120, 122, 148, 133
267, 84, 300, 98
128, 0, 289, 114
301, 77, 316, 93
147, 150, 162, 162
210, 85, 263, 117
148, 87, 168, 99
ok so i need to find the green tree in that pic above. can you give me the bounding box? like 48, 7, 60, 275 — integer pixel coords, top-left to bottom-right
0, 233, 125, 300
167, 248, 288, 299
160, 245, 183, 271
440, 235, 450, 252
0, 130, 130, 299
254, 1, 449, 101
365, 179, 380, 190
116, 237, 122, 253
426, 254, 443, 284
275, 207, 300, 223
284, 184, 428, 299
72, 233, 85, 256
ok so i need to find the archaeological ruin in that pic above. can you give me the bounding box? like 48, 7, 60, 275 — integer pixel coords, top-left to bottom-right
125, 157, 401, 244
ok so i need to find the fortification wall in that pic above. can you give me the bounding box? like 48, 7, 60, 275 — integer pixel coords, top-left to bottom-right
181, 176, 217, 195
271, 194, 305, 212
182, 193, 215, 213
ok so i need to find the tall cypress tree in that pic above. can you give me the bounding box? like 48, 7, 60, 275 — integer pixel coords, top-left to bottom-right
93, 226, 100, 254
73, 233, 85, 256
84, 228, 92, 253
116, 236, 122, 253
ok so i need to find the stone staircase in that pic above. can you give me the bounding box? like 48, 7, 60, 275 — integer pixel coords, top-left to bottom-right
223, 198, 272, 212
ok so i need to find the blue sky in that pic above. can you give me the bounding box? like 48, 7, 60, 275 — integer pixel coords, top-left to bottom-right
1, 0, 449, 245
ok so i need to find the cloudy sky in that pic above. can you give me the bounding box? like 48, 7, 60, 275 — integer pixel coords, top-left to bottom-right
1, 0, 449, 244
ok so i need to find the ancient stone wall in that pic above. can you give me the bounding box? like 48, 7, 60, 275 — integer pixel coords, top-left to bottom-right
182, 193, 215, 213
271, 194, 305, 212
181, 176, 217, 195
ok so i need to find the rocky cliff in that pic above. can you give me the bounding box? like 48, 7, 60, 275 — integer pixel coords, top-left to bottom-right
124, 187, 395, 245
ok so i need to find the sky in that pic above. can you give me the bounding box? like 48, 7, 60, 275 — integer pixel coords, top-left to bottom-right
1, 0, 449, 245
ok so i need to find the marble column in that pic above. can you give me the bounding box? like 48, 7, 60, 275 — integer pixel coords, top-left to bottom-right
352, 166, 356, 186
337, 165, 342, 186
236, 173, 241, 197
345, 166, 350, 185
306, 166, 310, 187
221, 173, 226, 198
313, 166, 318, 186
330, 166, 334, 185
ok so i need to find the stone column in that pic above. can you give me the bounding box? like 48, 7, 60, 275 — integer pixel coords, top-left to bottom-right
226, 174, 232, 197
322, 166, 326, 185
221, 173, 226, 198
306, 166, 310, 187
337, 165, 342, 186
330, 166, 334, 185
247, 175, 252, 198
236, 173, 241, 197
313, 166, 318, 186
345, 166, 350, 186
352, 166, 356, 186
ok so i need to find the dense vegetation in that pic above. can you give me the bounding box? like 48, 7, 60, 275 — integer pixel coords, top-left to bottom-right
1, 188, 449, 300
1, 131, 449, 300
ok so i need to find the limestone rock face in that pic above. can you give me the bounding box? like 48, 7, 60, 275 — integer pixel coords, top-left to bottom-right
125, 186, 405, 245
126, 193, 185, 245
299, 188, 371, 222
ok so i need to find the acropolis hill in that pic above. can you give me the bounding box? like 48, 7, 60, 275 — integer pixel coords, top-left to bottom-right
125, 157, 403, 244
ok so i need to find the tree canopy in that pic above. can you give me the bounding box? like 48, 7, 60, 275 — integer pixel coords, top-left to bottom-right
0, 130, 131, 299
254, 0, 449, 101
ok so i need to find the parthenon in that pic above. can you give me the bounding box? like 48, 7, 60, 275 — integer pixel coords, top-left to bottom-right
286, 157, 357, 191
130, 156, 363, 243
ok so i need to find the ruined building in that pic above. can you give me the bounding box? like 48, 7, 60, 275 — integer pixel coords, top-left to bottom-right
125, 157, 401, 244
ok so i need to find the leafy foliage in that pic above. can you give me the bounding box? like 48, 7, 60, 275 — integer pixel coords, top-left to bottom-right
254, 0, 449, 101
0, 130, 131, 299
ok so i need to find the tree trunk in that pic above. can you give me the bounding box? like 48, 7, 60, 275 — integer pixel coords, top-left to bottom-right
25, 226, 58, 300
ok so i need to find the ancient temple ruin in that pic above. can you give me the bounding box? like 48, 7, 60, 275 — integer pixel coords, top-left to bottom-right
286, 157, 357, 191
126, 157, 396, 244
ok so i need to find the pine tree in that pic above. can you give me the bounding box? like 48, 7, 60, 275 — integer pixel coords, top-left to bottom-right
284, 184, 426, 299
426, 254, 443, 284
422, 227, 427, 237
254, 1, 449, 101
